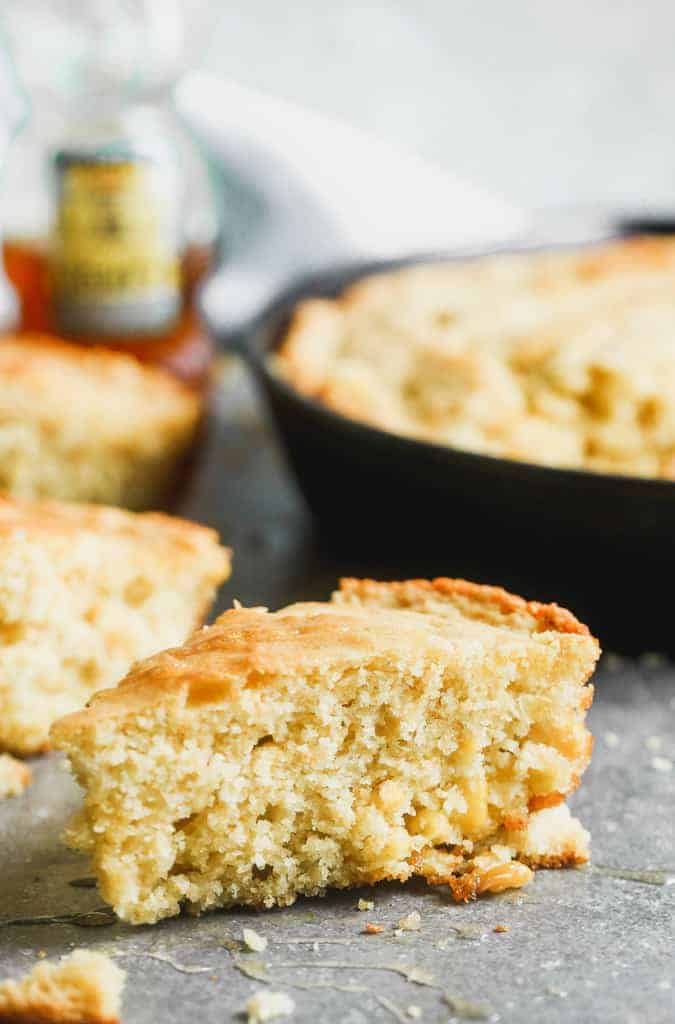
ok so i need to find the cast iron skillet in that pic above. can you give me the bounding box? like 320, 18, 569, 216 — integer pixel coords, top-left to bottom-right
209, 227, 675, 653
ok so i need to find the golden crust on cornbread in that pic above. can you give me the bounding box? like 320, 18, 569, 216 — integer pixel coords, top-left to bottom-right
277, 236, 675, 479
52, 576, 598, 925
0, 495, 230, 755
0, 950, 125, 1024
336, 576, 592, 637
0, 334, 201, 509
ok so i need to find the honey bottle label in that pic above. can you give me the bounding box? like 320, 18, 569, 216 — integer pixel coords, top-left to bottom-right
50, 153, 181, 338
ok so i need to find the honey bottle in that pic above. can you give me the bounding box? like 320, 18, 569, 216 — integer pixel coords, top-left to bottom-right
0, 2, 218, 392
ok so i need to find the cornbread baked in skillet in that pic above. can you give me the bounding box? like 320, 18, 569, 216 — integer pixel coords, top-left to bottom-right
0, 950, 125, 1024
0, 335, 201, 509
0, 496, 230, 755
52, 577, 599, 925
277, 236, 675, 479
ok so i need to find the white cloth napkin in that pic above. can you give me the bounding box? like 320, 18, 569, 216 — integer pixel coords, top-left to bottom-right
176, 72, 527, 257
175, 72, 528, 334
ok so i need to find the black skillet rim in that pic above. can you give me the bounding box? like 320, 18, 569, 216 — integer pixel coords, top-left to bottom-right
239, 241, 675, 499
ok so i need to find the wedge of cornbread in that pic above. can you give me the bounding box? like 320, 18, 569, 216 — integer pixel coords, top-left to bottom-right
0, 496, 230, 755
51, 577, 599, 925
0, 950, 125, 1024
0, 335, 201, 509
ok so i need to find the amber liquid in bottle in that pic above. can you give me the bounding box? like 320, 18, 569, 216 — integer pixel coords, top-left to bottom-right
2, 237, 214, 392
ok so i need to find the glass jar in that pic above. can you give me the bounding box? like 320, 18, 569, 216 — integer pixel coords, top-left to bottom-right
0, 0, 218, 390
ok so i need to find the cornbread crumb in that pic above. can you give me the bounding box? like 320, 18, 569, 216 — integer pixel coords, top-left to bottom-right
52, 576, 598, 925
245, 990, 295, 1022
0, 949, 124, 1023
546, 985, 568, 998
493, 924, 509, 933
652, 756, 673, 773
364, 923, 384, 934
396, 911, 421, 932
407, 1008, 422, 1020
443, 993, 493, 1019
277, 237, 675, 480
0, 754, 31, 799
357, 898, 374, 911
0, 335, 201, 509
243, 928, 268, 953
0, 496, 230, 754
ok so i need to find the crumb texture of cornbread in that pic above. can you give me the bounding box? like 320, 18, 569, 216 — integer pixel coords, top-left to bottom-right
0, 335, 201, 509
277, 236, 675, 479
0, 496, 230, 754
52, 577, 599, 925
0, 949, 125, 1024
0, 753, 31, 799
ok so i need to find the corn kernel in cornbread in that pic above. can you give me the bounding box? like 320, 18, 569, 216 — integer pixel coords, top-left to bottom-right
0, 495, 230, 754
52, 577, 598, 925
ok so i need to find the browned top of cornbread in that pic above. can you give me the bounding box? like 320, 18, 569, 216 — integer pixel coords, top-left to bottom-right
0, 334, 199, 437
276, 236, 675, 479
51, 577, 598, 736
336, 577, 591, 636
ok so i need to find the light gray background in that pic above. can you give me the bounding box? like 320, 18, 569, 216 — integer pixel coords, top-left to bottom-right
191, 1, 675, 213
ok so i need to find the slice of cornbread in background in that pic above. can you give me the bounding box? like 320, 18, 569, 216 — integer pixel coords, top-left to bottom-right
51, 577, 599, 925
0, 950, 125, 1024
0, 754, 31, 799
0, 335, 201, 509
0, 496, 230, 755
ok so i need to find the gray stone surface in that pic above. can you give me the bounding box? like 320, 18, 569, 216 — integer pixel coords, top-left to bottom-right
0, 366, 674, 1024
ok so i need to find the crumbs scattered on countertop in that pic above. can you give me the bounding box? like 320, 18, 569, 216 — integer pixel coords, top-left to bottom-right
243, 928, 268, 953
395, 911, 422, 934
443, 991, 494, 1020
245, 989, 295, 1022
